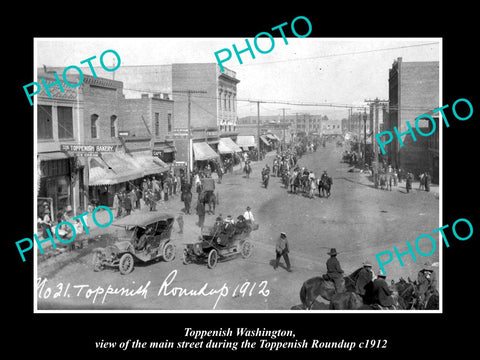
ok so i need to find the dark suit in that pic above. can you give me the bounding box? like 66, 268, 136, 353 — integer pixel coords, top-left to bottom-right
372, 278, 394, 307
355, 267, 373, 296
326, 256, 344, 292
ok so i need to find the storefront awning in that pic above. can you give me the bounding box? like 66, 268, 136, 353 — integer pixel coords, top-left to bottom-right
130, 151, 170, 176
38, 151, 70, 161
89, 152, 144, 186
260, 135, 270, 146
218, 137, 242, 154
89, 151, 169, 186
192, 142, 219, 161
236, 135, 256, 148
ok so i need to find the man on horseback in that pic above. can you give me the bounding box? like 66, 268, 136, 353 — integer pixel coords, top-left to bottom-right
355, 261, 374, 301
416, 265, 438, 309
325, 248, 345, 293
371, 270, 395, 309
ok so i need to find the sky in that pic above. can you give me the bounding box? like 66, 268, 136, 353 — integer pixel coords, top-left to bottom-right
35, 38, 441, 120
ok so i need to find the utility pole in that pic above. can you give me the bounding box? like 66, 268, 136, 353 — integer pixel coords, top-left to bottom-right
279, 107, 290, 146
257, 101, 260, 158
173, 89, 207, 180
365, 98, 388, 187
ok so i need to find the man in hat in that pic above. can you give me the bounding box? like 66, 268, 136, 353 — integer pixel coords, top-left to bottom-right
417, 264, 438, 308
243, 206, 255, 225
326, 248, 344, 292
274, 232, 292, 272
196, 197, 206, 229
176, 213, 184, 234
355, 261, 375, 301
371, 270, 395, 308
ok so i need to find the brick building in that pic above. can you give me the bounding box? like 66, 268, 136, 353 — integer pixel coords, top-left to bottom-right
171, 63, 240, 170
36, 68, 171, 215
386, 58, 439, 179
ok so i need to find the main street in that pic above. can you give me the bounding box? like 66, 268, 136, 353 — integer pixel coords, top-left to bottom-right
37, 141, 439, 311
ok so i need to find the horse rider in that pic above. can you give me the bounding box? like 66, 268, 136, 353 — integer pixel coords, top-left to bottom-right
417, 264, 438, 307
371, 270, 395, 309
355, 261, 375, 300
325, 248, 345, 293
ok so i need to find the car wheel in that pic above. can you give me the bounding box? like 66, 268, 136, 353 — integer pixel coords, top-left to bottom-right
241, 241, 253, 259
207, 249, 218, 269
119, 253, 134, 275
162, 242, 176, 262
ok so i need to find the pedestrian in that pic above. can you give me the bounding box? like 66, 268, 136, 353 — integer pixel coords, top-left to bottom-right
424, 171, 431, 192
176, 213, 184, 234
196, 196, 206, 228
124, 192, 132, 215
419, 172, 425, 190
274, 232, 292, 272
371, 270, 395, 309
163, 178, 169, 201
147, 190, 157, 211
115, 192, 124, 218
243, 206, 255, 225
39, 208, 52, 238
112, 192, 119, 215
325, 248, 345, 293
135, 186, 142, 210
406, 172, 413, 193
128, 188, 137, 212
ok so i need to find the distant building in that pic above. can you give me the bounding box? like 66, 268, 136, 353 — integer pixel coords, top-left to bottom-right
171, 63, 240, 168
386, 57, 439, 179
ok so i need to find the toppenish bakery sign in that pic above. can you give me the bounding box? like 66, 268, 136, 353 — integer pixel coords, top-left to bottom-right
60, 144, 116, 156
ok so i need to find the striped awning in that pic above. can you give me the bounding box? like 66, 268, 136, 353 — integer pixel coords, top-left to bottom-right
218, 137, 242, 154
89, 151, 169, 186
236, 135, 256, 148
192, 142, 219, 161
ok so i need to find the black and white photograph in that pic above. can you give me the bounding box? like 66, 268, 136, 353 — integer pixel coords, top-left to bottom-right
8, 7, 478, 356
32, 37, 441, 312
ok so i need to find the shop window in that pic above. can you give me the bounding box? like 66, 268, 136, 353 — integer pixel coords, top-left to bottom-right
91, 114, 99, 139
38, 105, 53, 140
58, 106, 74, 139
167, 113, 172, 132
155, 113, 160, 136
110, 115, 118, 137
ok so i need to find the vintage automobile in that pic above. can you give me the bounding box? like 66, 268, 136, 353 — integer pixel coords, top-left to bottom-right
92, 212, 176, 274
182, 217, 257, 269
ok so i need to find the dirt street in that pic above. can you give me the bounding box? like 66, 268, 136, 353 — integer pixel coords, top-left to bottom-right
37, 142, 439, 311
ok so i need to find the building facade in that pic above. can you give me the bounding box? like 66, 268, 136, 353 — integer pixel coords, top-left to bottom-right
387, 58, 439, 178
36, 69, 172, 216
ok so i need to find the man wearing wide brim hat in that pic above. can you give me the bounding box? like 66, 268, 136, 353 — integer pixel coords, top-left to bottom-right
274, 232, 292, 272
355, 261, 374, 299
372, 269, 395, 308
325, 248, 344, 292
417, 262, 438, 308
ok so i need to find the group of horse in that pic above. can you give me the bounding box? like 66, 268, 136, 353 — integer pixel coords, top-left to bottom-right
281, 169, 333, 199
292, 269, 439, 310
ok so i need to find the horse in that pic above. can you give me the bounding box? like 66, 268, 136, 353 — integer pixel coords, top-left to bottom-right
262, 173, 269, 188
243, 162, 252, 178
202, 190, 217, 214
317, 176, 332, 197
299, 268, 362, 309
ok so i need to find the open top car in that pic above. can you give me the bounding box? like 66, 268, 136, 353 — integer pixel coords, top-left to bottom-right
183, 216, 257, 269
92, 212, 176, 274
